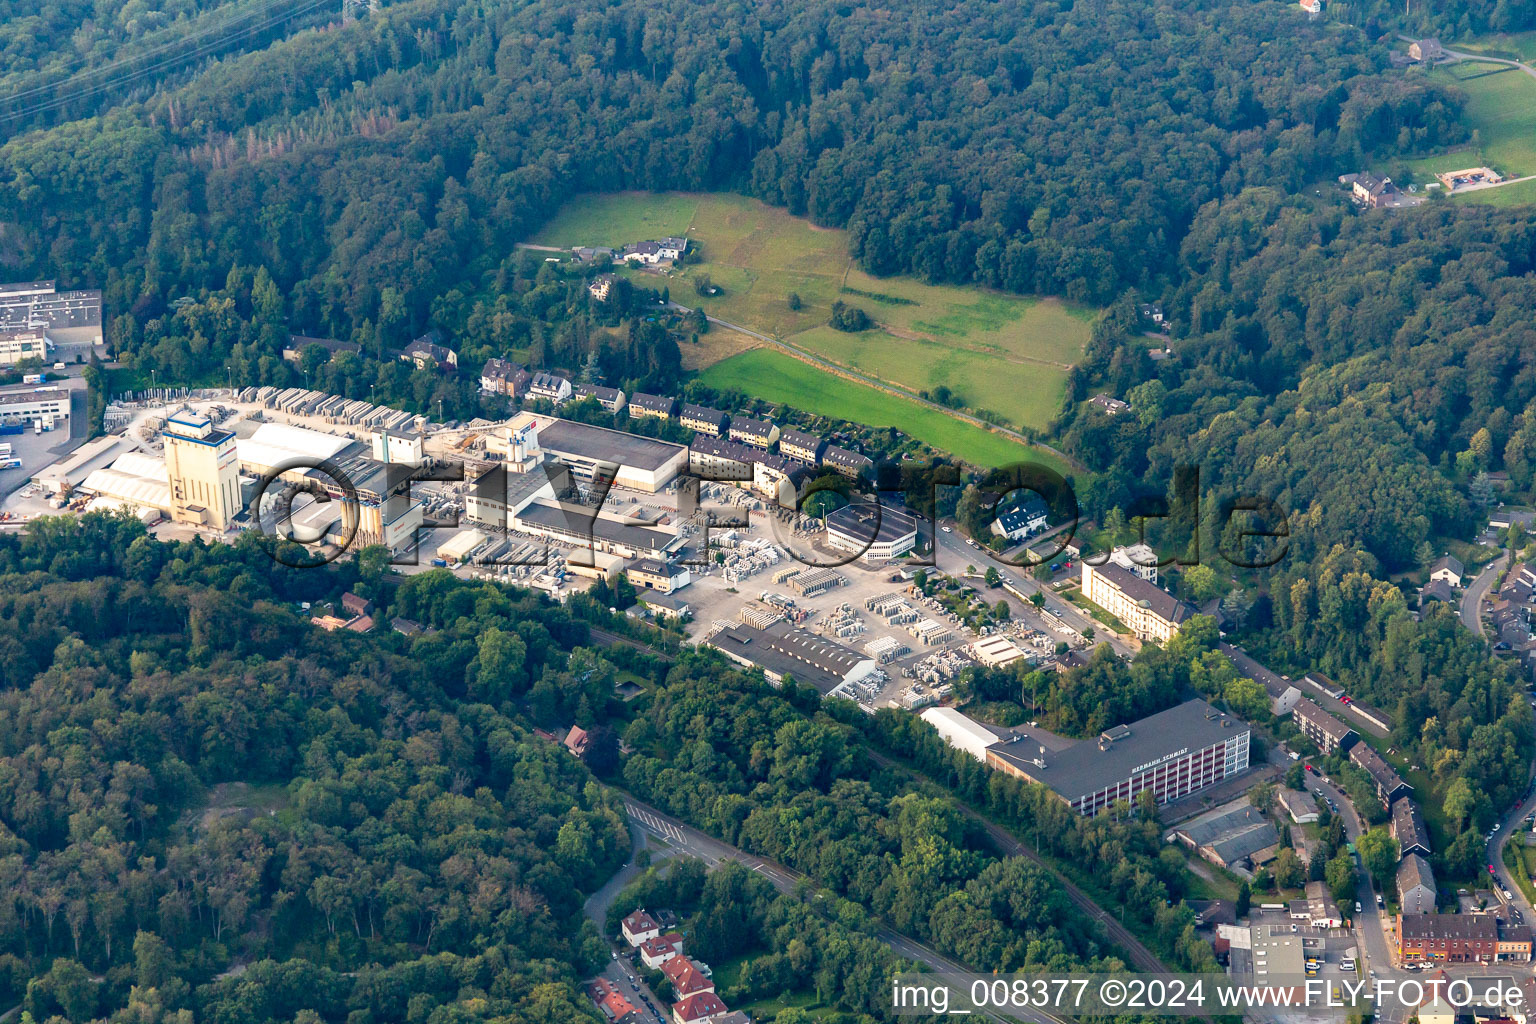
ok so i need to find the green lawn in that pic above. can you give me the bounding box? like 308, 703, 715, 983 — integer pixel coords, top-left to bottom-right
699, 348, 1069, 474
1420, 62, 1536, 183
785, 325, 1070, 430
529, 192, 700, 248
1452, 30, 1536, 63
528, 191, 1096, 430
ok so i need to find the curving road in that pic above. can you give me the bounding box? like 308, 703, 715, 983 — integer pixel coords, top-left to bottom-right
1461, 553, 1505, 636
864, 749, 1171, 976
614, 791, 1066, 1024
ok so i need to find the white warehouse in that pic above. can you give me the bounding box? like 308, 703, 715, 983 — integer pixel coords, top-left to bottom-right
919, 706, 1001, 762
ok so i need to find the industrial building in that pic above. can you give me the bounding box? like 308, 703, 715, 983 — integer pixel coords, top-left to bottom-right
919, 707, 1001, 762
236, 421, 355, 482
0, 385, 69, 427
0, 281, 102, 348
0, 331, 49, 365
164, 409, 242, 531
708, 620, 882, 696
1080, 559, 1193, 642
494, 413, 688, 493
986, 699, 1250, 815
80, 451, 173, 516
464, 465, 559, 532
824, 503, 919, 562
1172, 803, 1279, 871
1276, 788, 1319, 824
371, 428, 424, 465
971, 634, 1027, 668
625, 559, 691, 594
512, 499, 683, 559
1248, 926, 1307, 982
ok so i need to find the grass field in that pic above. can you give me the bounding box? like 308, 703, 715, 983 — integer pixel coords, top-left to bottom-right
531, 191, 1095, 431
1417, 62, 1536, 192
699, 348, 1069, 474
1452, 30, 1536, 63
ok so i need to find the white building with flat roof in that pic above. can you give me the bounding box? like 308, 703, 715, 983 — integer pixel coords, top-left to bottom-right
920, 707, 1000, 762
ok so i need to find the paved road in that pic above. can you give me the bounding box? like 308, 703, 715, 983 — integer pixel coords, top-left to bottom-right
582, 814, 673, 1024
931, 523, 1136, 659
1304, 773, 1402, 1015
1462, 552, 1505, 636
1440, 44, 1536, 83
616, 793, 1065, 1024
863, 749, 1172, 976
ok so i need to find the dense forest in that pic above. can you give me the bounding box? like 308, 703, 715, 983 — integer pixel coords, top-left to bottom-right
0, 514, 976, 1024
0, 514, 1243, 1024
2, 0, 1462, 346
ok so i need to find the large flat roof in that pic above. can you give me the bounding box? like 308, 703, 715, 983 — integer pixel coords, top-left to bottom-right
515, 499, 681, 554
530, 416, 684, 472
987, 698, 1246, 801
825, 502, 919, 544
709, 620, 872, 695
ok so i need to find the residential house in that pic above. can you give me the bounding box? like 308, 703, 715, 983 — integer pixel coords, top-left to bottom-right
1410, 38, 1445, 62
283, 334, 361, 363
671, 993, 727, 1024
991, 498, 1049, 542
563, 725, 590, 758
589, 273, 617, 302
820, 444, 873, 478
1349, 742, 1412, 807
628, 392, 678, 421
1420, 578, 1457, 608
1088, 394, 1130, 415
620, 237, 688, 265
660, 958, 714, 999
679, 403, 730, 437
1398, 854, 1436, 915
640, 931, 685, 969
1392, 797, 1432, 857
621, 909, 660, 947
480, 357, 530, 397
574, 383, 627, 412
400, 330, 457, 370
778, 428, 826, 464
1429, 554, 1465, 588
1293, 700, 1357, 755
728, 416, 779, 449
1398, 914, 1497, 963
527, 372, 573, 404
1351, 172, 1401, 209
